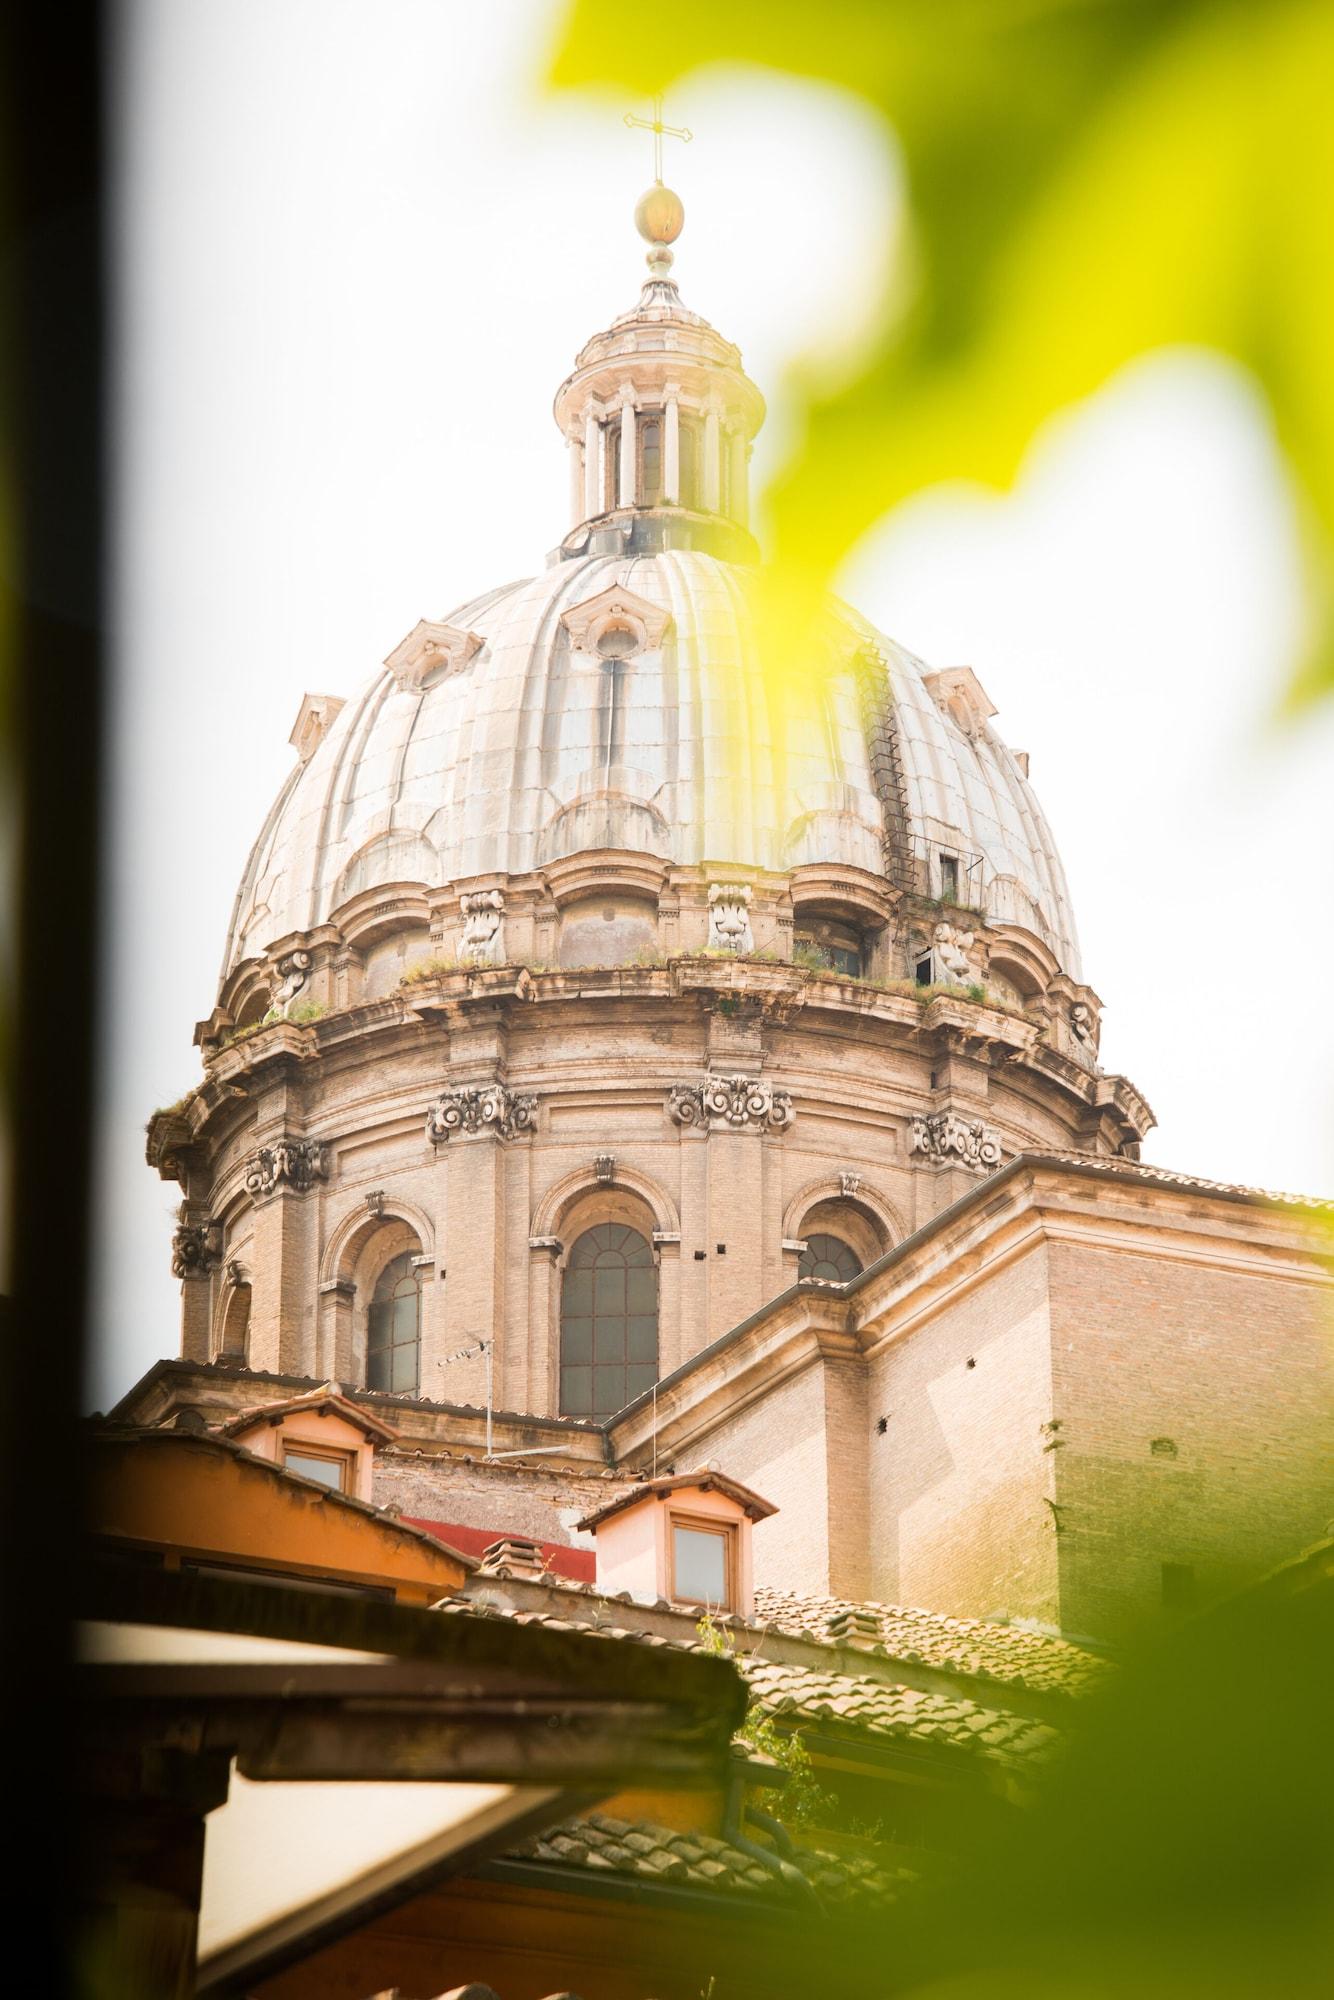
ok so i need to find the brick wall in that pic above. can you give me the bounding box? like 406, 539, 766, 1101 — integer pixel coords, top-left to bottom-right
865, 1237, 1060, 1624
372, 1450, 619, 1552
684, 1363, 833, 1597
1048, 1234, 1334, 1638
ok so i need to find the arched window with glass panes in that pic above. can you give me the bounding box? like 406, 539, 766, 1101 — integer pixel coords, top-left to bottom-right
367, 1251, 421, 1394
639, 414, 663, 504
798, 1233, 863, 1283
559, 1224, 658, 1417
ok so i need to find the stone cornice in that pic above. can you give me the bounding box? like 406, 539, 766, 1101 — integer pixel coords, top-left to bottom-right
177, 962, 1160, 1177
604, 1152, 1333, 1458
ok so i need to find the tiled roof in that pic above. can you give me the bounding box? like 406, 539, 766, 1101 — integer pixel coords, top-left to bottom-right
744, 1658, 1056, 1767
516, 1811, 913, 1905
445, 1599, 1056, 1766
751, 1587, 1106, 1696
1031, 1150, 1334, 1213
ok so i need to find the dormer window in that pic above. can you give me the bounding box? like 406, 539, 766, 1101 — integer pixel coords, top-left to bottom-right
669, 1516, 735, 1609
282, 1443, 353, 1492
577, 1469, 776, 1619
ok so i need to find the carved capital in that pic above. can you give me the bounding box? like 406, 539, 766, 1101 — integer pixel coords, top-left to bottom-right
839, 1170, 862, 1199
667, 1074, 794, 1133
910, 1112, 1002, 1172
426, 1081, 537, 1143
244, 1136, 329, 1198
594, 1152, 616, 1183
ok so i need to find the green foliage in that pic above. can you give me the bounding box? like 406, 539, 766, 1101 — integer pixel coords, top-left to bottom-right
287, 1000, 327, 1024
695, 1613, 837, 1831
401, 956, 459, 984
552, 0, 1334, 710
792, 941, 835, 973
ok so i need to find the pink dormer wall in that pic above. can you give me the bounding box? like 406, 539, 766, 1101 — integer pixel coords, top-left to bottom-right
581, 1473, 776, 1617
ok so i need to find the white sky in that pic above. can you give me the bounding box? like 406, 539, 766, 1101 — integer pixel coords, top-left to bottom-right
97, 0, 1334, 1408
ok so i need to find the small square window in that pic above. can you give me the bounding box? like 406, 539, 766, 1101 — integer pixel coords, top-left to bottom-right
940, 854, 959, 900
282, 1446, 349, 1492
670, 1520, 733, 1608
1161, 1561, 1196, 1610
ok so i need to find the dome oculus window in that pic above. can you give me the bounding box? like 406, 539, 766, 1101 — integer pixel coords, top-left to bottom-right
560, 1223, 658, 1417
367, 1251, 421, 1395
799, 1233, 863, 1283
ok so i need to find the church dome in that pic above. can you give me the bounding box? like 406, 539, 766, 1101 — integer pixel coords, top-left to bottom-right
158, 185, 1152, 1437
224, 549, 1081, 981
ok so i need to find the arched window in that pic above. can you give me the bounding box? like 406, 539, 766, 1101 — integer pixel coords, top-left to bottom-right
678, 418, 699, 508
367, 1251, 421, 1394
799, 1233, 863, 1283
218, 1284, 251, 1363
605, 422, 621, 511
640, 416, 662, 503
560, 1224, 658, 1417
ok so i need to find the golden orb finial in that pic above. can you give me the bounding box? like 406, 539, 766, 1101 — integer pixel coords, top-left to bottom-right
635, 182, 685, 247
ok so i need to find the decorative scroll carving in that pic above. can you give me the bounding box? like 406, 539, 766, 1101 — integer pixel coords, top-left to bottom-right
460, 889, 504, 967
666, 1074, 795, 1133
839, 1170, 862, 1199
426, 1083, 537, 1143
932, 921, 977, 985
594, 1153, 615, 1183
365, 1189, 386, 1217
910, 1112, 1002, 1172
273, 949, 312, 1015
707, 882, 754, 955
1070, 1000, 1098, 1050
171, 1217, 219, 1279
243, 1138, 329, 1198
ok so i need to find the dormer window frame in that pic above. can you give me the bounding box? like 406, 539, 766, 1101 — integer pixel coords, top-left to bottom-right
281, 1440, 356, 1493
666, 1508, 738, 1611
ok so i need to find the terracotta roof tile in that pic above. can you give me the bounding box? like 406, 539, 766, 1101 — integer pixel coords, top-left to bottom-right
441, 1595, 1061, 1765
740, 1658, 1057, 1766
516, 1812, 913, 1905
751, 1585, 1106, 1695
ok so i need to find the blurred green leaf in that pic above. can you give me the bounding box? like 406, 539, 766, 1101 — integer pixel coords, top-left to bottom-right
551, 0, 1334, 707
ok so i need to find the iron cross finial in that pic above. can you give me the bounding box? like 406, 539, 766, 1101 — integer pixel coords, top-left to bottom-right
623, 94, 692, 185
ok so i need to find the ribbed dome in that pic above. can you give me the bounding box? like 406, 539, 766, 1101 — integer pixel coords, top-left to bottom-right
223, 547, 1081, 981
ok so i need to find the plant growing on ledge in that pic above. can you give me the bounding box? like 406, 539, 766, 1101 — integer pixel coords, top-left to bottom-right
695, 1613, 837, 1832
401, 956, 459, 984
